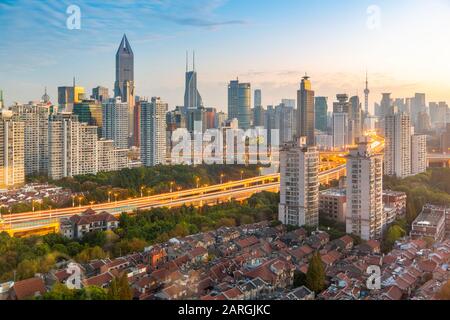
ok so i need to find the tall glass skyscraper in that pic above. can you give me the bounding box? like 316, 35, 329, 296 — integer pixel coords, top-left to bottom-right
228, 79, 251, 130
114, 34, 135, 142
315, 97, 328, 132
184, 52, 203, 110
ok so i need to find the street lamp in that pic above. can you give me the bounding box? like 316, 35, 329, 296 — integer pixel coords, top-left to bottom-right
240, 170, 244, 180
78, 196, 83, 207
140, 186, 145, 197
108, 191, 112, 203
220, 173, 224, 184
196, 177, 200, 188
114, 193, 119, 203
32, 200, 35, 212
72, 195, 76, 207
170, 182, 174, 193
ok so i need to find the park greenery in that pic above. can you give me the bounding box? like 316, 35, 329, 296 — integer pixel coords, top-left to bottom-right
0, 191, 279, 282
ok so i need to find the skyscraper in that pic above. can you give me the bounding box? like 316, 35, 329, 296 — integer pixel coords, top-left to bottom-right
297, 76, 315, 145
253, 105, 265, 128
275, 102, 297, 144
141, 97, 168, 166
349, 95, 362, 144
0, 110, 25, 189
379, 93, 392, 118
411, 135, 427, 175
102, 97, 129, 149
58, 79, 85, 113
279, 137, 319, 227
228, 79, 251, 130
384, 111, 411, 178
92, 86, 110, 103
10, 102, 51, 175
73, 99, 103, 136
346, 138, 384, 240
254, 89, 262, 108
184, 51, 203, 110
332, 112, 348, 150
364, 72, 370, 115
114, 34, 135, 142
315, 97, 328, 132
411, 93, 426, 125
0, 90, 4, 109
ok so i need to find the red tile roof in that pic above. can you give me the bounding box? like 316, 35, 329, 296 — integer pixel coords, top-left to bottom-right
13, 277, 46, 300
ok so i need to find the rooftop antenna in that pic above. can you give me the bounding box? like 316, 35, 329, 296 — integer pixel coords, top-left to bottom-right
186, 51, 188, 72
73, 77, 76, 88
193, 50, 195, 71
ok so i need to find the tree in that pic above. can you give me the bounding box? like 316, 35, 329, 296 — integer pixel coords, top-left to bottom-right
107, 273, 132, 300
436, 281, 450, 300
42, 283, 77, 300
382, 224, 406, 253
81, 286, 108, 300
306, 252, 326, 293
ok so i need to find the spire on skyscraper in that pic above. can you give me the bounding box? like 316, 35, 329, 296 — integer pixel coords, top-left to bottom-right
364, 70, 370, 115
42, 86, 50, 103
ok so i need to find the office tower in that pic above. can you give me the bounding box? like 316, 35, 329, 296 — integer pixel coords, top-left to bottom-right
184, 51, 203, 111
440, 124, 450, 153
275, 102, 297, 144
346, 138, 384, 240
187, 107, 206, 133
332, 112, 348, 150
264, 105, 276, 145
73, 99, 103, 136
349, 96, 362, 144
297, 76, 315, 145
215, 112, 227, 128
364, 72, 370, 115
92, 86, 109, 103
228, 79, 251, 130
411, 135, 427, 175
315, 97, 328, 132
58, 80, 85, 112
411, 93, 426, 124
141, 97, 168, 166
10, 102, 51, 175
416, 111, 431, 133
429, 102, 448, 126
333, 94, 350, 113
281, 99, 296, 108
254, 89, 262, 108
0, 110, 25, 189
279, 137, 319, 227
102, 97, 129, 149
114, 34, 135, 141
384, 111, 411, 178
253, 105, 266, 128
379, 93, 392, 118
167, 106, 187, 131
205, 107, 217, 129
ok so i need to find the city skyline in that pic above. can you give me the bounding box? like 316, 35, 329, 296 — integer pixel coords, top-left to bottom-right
2, 0, 450, 111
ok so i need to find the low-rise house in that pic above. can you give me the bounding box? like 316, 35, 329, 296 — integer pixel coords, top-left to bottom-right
10, 277, 47, 300
60, 209, 119, 239
284, 286, 315, 300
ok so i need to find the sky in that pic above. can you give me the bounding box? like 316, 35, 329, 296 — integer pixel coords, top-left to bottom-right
1, 0, 450, 113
